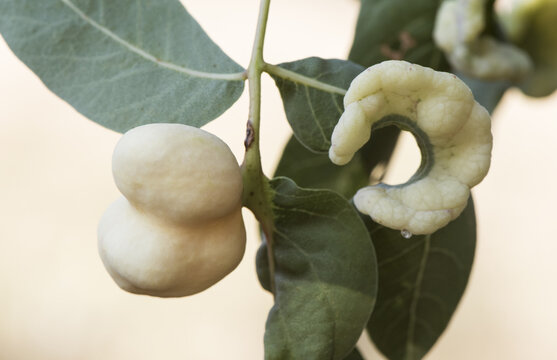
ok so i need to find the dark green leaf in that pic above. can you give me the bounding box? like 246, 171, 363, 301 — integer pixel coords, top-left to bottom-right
257, 177, 377, 360
349, 0, 447, 70
344, 348, 365, 360
269, 57, 364, 152
458, 73, 510, 114
0, 0, 244, 132
363, 198, 476, 360
274, 129, 399, 199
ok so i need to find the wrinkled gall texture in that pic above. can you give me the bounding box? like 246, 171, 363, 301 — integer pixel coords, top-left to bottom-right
329, 60, 492, 235
434, 0, 532, 80
98, 124, 246, 297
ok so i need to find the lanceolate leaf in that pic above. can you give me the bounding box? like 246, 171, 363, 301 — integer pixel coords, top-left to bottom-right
362, 199, 476, 360
0, 0, 245, 132
349, 0, 447, 70
269, 57, 364, 152
256, 177, 377, 360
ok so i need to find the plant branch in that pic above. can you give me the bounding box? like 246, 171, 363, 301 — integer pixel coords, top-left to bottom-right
263, 63, 348, 95
241, 0, 277, 295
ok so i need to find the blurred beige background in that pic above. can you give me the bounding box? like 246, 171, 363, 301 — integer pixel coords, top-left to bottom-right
1, 0, 557, 359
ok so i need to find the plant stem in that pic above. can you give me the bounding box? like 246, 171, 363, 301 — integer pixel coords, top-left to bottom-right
242, 0, 276, 295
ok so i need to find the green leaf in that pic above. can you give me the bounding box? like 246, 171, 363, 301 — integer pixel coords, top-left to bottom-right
349, 0, 447, 70
256, 177, 377, 360
274, 130, 399, 199
269, 57, 364, 152
0, 0, 244, 132
458, 73, 510, 114
363, 198, 476, 360
344, 348, 365, 360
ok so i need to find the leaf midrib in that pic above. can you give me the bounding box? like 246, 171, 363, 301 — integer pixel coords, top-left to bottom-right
275, 228, 338, 358
405, 234, 431, 360
60, 0, 245, 81
265, 63, 348, 95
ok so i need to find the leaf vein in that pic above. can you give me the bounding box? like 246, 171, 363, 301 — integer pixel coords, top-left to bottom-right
59, 0, 244, 81
274, 228, 338, 353
428, 247, 465, 271
330, 93, 343, 114
418, 292, 450, 318
301, 87, 329, 148
405, 234, 431, 360
378, 239, 424, 267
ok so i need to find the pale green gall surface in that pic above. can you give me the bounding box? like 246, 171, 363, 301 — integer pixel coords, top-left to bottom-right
434, 0, 532, 80
497, 0, 557, 96
98, 124, 246, 297
329, 60, 492, 235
